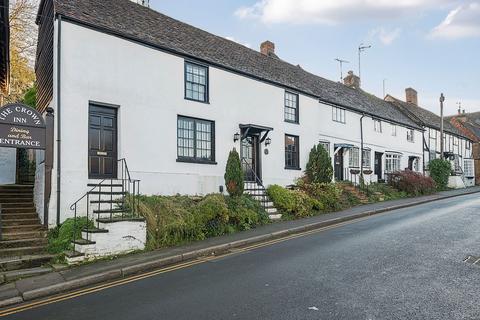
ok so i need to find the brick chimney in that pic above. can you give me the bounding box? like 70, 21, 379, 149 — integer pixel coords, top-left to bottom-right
405, 88, 418, 105
343, 71, 360, 89
260, 41, 275, 57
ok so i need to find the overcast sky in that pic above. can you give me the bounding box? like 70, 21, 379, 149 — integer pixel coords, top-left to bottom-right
150, 0, 480, 116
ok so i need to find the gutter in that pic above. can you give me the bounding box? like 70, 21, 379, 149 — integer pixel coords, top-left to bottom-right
56, 15, 62, 226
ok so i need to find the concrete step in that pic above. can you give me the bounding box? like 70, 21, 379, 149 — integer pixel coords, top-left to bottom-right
268, 214, 282, 220
0, 238, 47, 249
0, 202, 35, 209
0, 198, 34, 204
0, 246, 47, 257
89, 191, 126, 195
0, 185, 33, 191
2, 224, 44, 233
2, 218, 40, 226
1, 207, 36, 214
2, 230, 46, 241
1, 213, 38, 220
0, 254, 54, 271
1, 266, 52, 282
0, 194, 33, 199
87, 183, 123, 188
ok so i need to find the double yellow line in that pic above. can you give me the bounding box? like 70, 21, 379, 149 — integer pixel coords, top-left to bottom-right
0, 216, 369, 317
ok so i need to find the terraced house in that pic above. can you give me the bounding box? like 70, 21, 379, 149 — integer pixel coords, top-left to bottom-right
29, 0, 433, 238
386, 91, 475, 188
31, 0, 429, 233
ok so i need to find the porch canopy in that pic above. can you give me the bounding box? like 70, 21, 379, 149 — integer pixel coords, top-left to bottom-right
239, 124, 273, 142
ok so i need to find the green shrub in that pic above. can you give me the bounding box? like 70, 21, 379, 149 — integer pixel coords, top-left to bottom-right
138, 195, 204, 250
428, 159, 451, 190
227, 195, 268, 230
137, 193, 268, 250
47, 217, 93, 254
194, 194, 230, 237
297, 179, 342, 212
266, 185, 322, 218
305, 143, 333, 184
224, 148, 244, 197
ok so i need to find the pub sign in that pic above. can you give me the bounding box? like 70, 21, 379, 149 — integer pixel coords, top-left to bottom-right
0, 103, 46, 149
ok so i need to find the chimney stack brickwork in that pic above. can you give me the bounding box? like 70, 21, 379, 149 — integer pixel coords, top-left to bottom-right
343, 71, 361, 89
405, 88, 418, 105
260, 41, 275, 56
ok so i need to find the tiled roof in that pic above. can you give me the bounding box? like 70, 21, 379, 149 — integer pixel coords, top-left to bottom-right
445, 112, 480, 140
386, 95, 468, 138
49, 0, 422, 129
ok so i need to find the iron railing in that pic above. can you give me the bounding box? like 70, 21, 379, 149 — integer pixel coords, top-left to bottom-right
241, 158, 269, 211
70, 158, 140, 245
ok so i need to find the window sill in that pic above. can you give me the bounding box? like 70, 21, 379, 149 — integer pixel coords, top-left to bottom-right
184, 97, 210, 104
285, 120, 300, 125
177, 158, 217, 165
285, 166, 302, 171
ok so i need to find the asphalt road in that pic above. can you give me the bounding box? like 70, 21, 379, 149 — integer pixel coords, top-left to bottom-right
5, 193, 480, 320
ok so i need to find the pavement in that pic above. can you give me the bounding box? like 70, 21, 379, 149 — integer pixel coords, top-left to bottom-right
0, 186, 480, 313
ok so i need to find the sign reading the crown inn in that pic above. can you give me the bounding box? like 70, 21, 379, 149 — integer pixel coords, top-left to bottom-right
0, 103, 46, 149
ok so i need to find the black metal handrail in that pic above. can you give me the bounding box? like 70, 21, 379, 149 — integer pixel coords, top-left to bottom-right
241, 158, 269, 211
70, 158, 141, 247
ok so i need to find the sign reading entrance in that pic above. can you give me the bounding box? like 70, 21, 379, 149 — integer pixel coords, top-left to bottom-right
0, 103, 46, 149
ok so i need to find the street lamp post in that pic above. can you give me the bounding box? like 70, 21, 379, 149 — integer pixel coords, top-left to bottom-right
440, 93, 445, 159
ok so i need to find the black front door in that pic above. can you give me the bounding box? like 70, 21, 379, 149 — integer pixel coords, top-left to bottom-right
241, 135, 261, 182
88, 105, 117, 179
375, 152, 383, 180
334, 149, 344, 181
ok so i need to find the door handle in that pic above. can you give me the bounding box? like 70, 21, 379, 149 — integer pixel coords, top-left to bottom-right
97, 151, 107, 156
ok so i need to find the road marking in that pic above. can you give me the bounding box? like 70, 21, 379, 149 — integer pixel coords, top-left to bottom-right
0, 215, 372, 317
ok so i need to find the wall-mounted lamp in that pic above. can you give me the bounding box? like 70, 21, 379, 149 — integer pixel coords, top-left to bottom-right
233, 132, 240, 142
265, 137, 272, 146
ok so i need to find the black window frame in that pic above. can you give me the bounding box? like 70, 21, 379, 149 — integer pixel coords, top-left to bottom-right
285, 134, 300, 170
284, 91, 299, 124
184, 61, 209, 104
177, 115, 216, 165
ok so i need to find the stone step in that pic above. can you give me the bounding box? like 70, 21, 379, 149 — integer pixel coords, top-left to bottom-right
0, 185, 33, 191
2, 230, 47, 241
2, 224, 44, 233
0, 246, 47, 257
0, 189, 34, 194
1, 213, 38, 220
0, 202, 35, 209
89, 191, 126, 195
87, 183, 123, 188
0, 194, 33, 199
2, 218, 40, 226
0, 254, 54, 271
0, 198, 34, 204
90, 199, 123, 204
0, 238, 47, 249
1, 207, 36, 214
1, 266, 52, 282
92, 208, 128, 214
268, 214, 282, 220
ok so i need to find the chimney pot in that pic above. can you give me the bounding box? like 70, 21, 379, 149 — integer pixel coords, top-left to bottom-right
343, 70, 361, 89
260, 41, 275, 56
405, 88, 418, 106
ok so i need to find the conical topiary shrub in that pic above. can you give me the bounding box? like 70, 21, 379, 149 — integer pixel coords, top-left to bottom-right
224, 148, 244, 197
305, 143, 333, 183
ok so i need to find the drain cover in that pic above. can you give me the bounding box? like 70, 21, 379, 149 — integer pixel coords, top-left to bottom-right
464, 255, 480, 265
